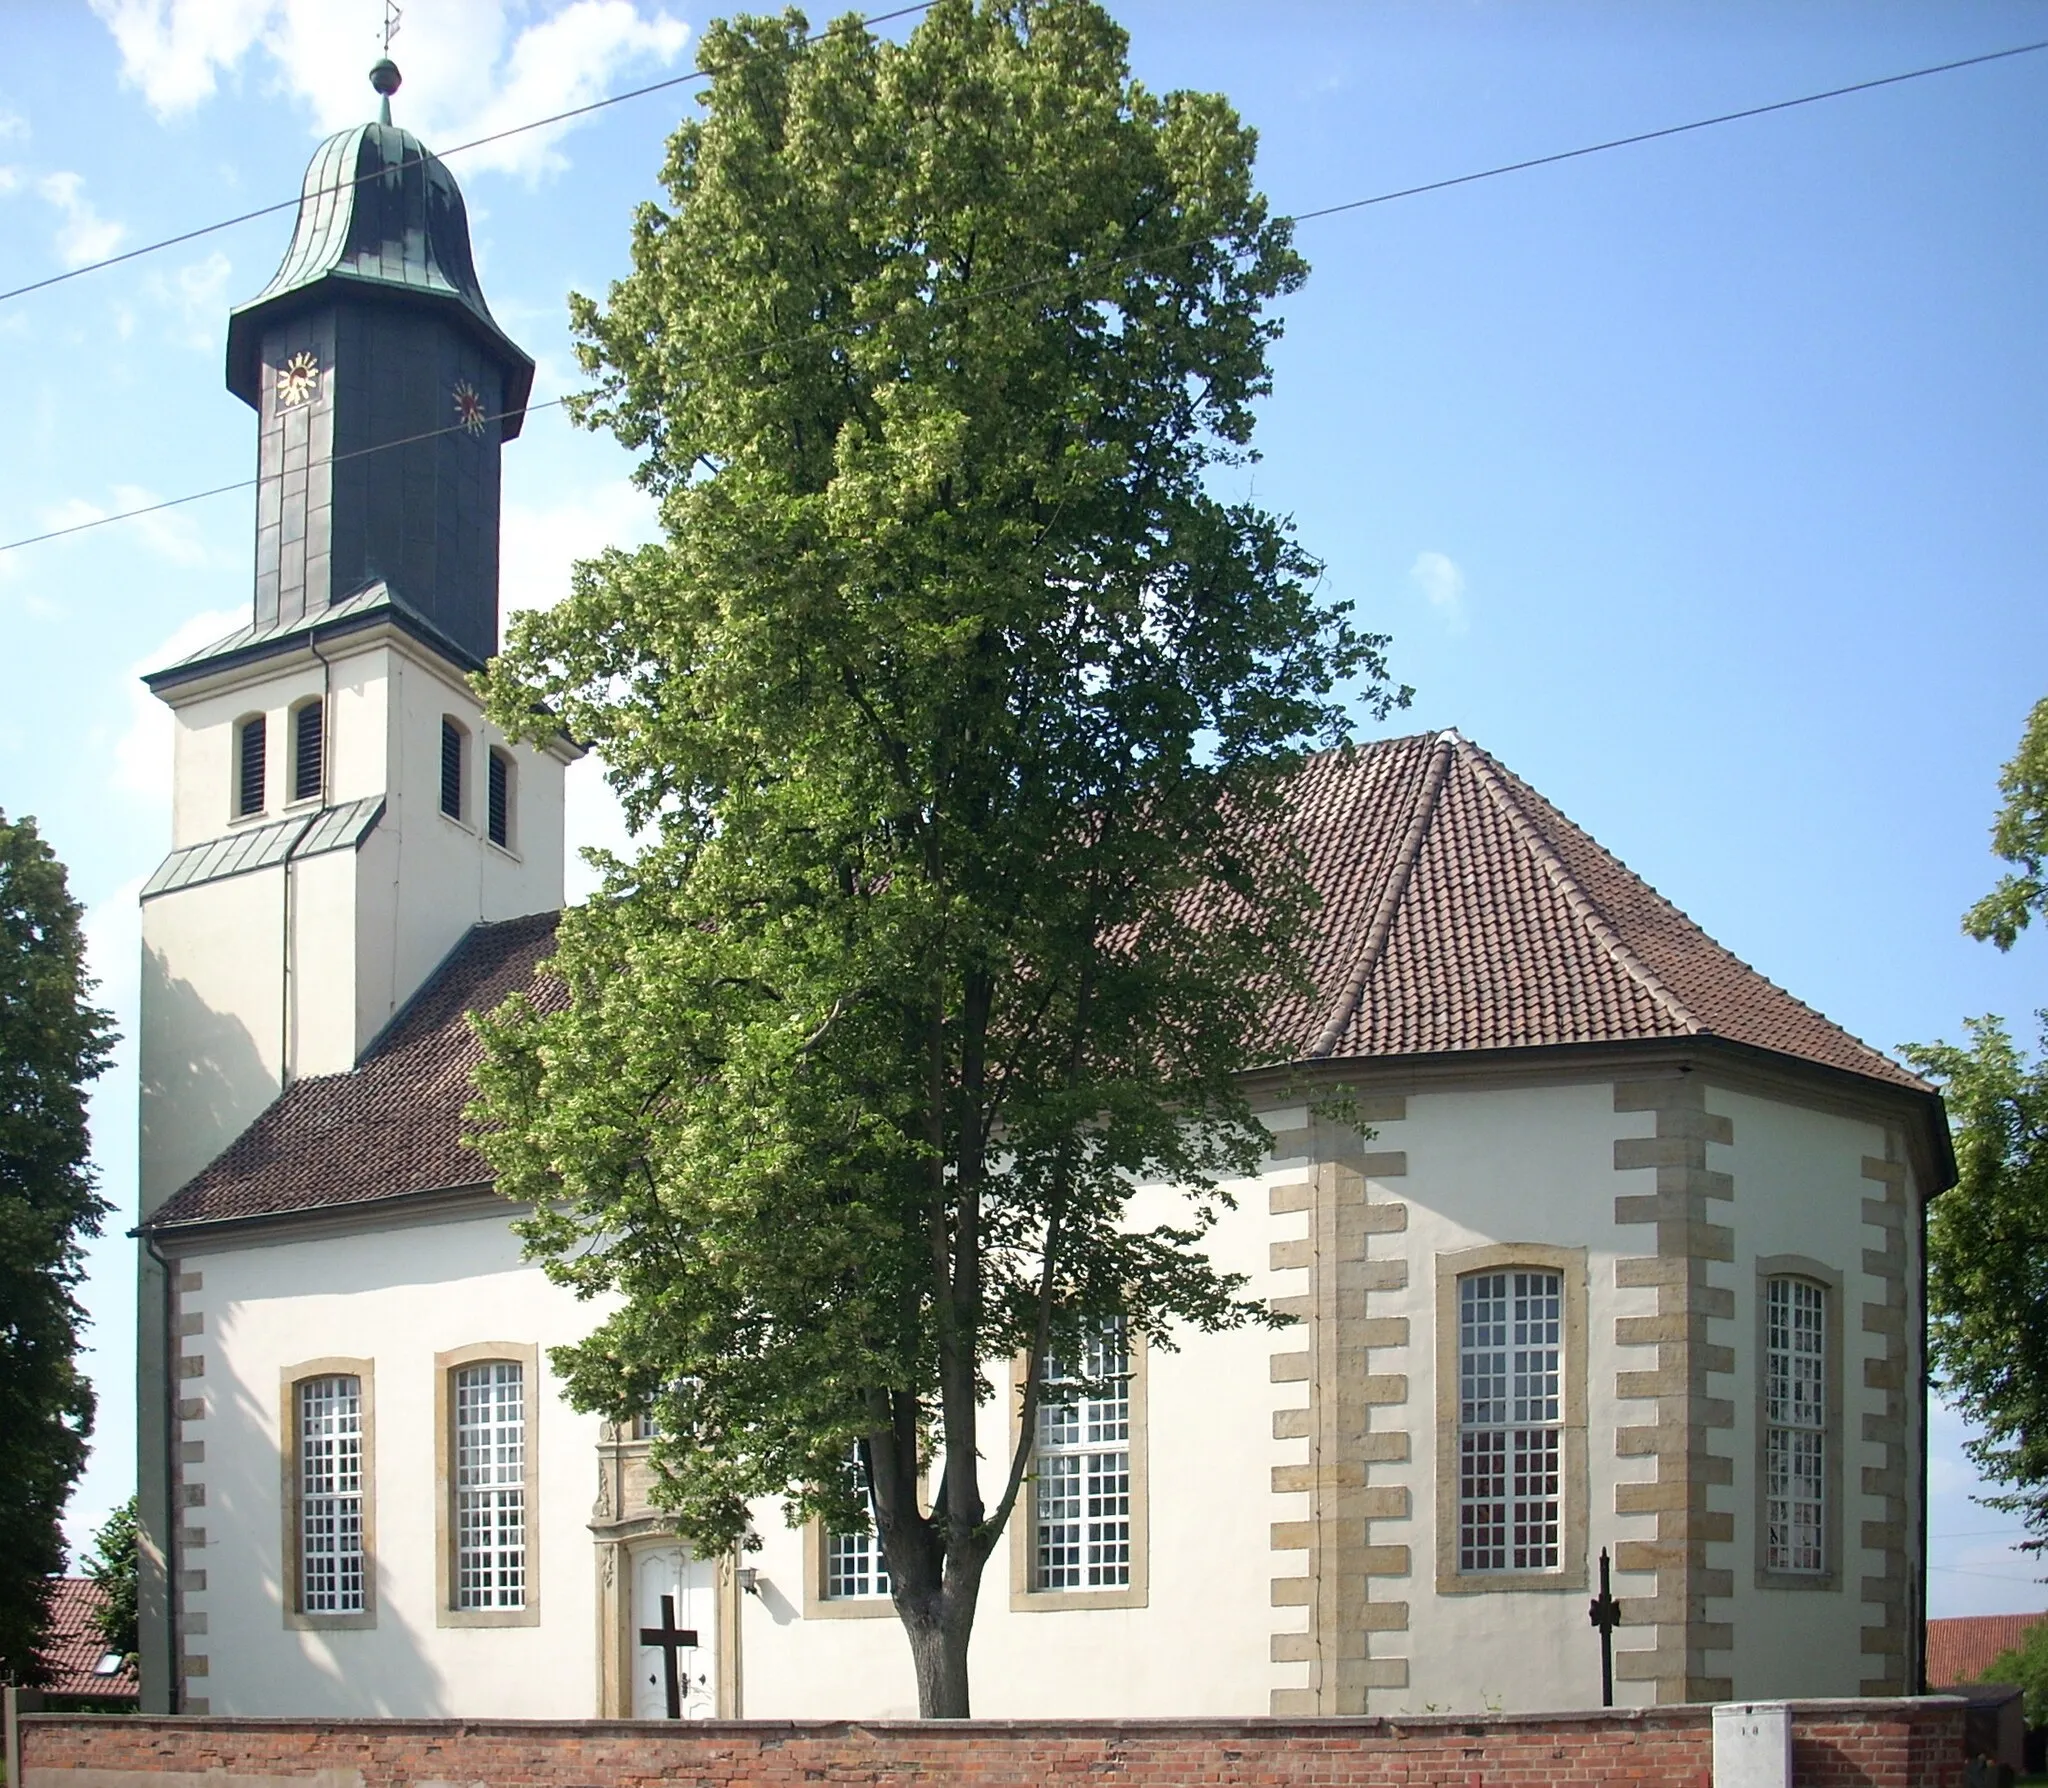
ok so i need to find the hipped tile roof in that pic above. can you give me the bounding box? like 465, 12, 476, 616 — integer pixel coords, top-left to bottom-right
1927, 1612, 2048, 1688
146, 731, 1926, 1233
36, 1577, 137, 1701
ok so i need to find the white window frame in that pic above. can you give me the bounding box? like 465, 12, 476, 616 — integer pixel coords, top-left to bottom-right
288, 695, 325, 806
1457, 1268, 1564, 1574
280, 1357, 375, 1630
1434, 1243, 1588, 1595
1010, 1320, 1149, 1611
824, 1447, 891, 1600
435, 1341, 541, 1627
1756, 1260, 1842, 1588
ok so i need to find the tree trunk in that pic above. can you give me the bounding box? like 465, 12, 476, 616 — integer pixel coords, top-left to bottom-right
904, 1595, 977, 1717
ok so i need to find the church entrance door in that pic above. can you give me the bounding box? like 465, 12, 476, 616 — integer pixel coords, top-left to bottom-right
631, 1545, 719, 1719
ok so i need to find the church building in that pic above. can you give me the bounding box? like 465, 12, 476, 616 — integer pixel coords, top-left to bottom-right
133, 75, 1951, 1723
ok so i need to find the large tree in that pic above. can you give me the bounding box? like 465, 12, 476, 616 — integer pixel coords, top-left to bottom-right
473, 0, 1403, 1716
1903, 698, 2048, 1559
0, 812, 113, 1686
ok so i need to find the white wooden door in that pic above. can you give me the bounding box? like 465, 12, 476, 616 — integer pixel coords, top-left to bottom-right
631, 1545, 719, 1719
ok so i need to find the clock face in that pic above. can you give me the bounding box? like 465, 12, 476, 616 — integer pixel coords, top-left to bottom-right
276, 350, 320, 409
452, 381, 487, 436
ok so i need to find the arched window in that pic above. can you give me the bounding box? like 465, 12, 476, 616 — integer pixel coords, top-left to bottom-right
1457, 1266, 1562, 1574
440, 717, 466, 821
290, 698, 324, 804
281, 1358, 375, 1630
236, 713, 267, 816
487, 746, 514, 850
1763, 1275, 1827, 1575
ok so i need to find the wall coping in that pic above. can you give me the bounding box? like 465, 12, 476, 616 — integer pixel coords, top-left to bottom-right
21, 1696, 1967, 1739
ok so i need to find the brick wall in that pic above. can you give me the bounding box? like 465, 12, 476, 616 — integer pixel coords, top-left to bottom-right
18, 1700, 1964, 1788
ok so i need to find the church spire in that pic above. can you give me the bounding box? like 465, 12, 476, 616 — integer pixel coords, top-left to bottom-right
219, 71, 535, 668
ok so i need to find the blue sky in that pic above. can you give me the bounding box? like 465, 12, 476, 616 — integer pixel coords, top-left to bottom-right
2, 1, 2043, 1619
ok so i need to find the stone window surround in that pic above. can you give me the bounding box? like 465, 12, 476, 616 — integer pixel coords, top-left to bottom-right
1433, 1242, 1590, 1596
1007, 1332, 1150, 1613
801, 1459, 930, 1621
278, 1355, 377, 1631
434, 1340, 542, 1628
1754, 1255, 1845, 1592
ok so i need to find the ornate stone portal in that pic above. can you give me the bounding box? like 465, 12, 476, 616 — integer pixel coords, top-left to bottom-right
590, 1429, 743, 1717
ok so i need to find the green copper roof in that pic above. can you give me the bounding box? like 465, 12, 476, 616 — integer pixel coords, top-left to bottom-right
141, 797, 385, 901
225, 120, 534, 430
143, 580, 487, 692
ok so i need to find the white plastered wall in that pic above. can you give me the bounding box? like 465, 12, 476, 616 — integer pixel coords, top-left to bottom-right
1709, 1084, 1907, 1701
174, 1209, 608, 1718
169, 1071, 1922, 1720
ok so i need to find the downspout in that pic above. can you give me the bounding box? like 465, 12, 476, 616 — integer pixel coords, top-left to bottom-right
140, 1227, 181, 1715
1916, 1185, 1931, 1694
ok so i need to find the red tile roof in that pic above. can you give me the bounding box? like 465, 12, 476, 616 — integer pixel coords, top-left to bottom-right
148, 909, 564, 1229
146, 734, 1929, 1233
36, 1577, 137, 1701
1928, 1612, 2048, 1688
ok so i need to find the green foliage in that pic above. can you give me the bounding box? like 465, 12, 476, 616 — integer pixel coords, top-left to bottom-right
83, 1497, 139, 1663
1984, 1620, 2048, 1725
1903, 1018, 2048, 1553
1966, 697, 2048, 951
473, 0, 1403, 1713
0, 811, 113, 1686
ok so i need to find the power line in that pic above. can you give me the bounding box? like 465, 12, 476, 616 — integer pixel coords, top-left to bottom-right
4, 33, 2045, 560
0, 1, 940, 308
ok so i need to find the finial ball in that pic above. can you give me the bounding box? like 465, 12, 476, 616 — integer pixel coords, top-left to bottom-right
369, 58, 402, 97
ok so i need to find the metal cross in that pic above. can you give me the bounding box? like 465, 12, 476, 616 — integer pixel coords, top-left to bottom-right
637, 1592, 698, 1720
1587, 1545, 1623, 1708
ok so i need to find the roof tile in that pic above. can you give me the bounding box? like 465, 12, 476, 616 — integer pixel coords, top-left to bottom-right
147, 733, 1927, 1231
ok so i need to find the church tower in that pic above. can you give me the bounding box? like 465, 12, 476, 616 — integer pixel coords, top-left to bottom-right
135, 63, 576, 1710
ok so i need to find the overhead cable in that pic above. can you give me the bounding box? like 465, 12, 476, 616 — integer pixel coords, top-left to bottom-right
3, 34, 2044, 559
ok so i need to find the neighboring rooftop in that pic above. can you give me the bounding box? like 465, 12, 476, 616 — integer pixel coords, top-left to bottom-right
1928, 1612, 2048, 1688
36, 1577, 138, 1703
146, 731, 1935, 1234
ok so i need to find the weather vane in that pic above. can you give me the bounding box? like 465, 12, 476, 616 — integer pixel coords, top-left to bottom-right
382, 1, 402, 55
370, 1, 403, 125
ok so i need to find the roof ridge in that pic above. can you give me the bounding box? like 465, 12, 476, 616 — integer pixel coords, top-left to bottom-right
1453, 736, 1702, 1036
1307, 730, 1456, 1059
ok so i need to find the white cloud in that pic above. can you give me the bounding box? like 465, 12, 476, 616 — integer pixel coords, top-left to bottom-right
0, 165, 19, 195
500, 478, 661, 893
110, 606, 245, 807
144, 249, 233, 352
501, 477, 659, 619
0, 108, 28, 142
37, 170, 126, 268
91, 0, 689, 183
1410, 549, 1469, 633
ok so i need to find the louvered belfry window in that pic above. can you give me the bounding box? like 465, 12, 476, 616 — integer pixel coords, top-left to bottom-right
487, 748, 510, 848
292, 700, 323, 803
440, 718, 464, 820
237, 714, 267, 815
1765, 1277, 1827, 1573
454, 1360, 525, 1608
1032, 1319, 1131, 1590
298, 1375, 366, 1614
1458, 1269, 1563, 1572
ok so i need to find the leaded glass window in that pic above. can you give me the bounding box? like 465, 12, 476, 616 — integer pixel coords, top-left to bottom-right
298, 1374, 365, 1614
454, 1360, 525, 1609
1458, 1270, 1562, 1573
1765, 1277, 1827, 1574
1032, 1319, 1130, 1591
